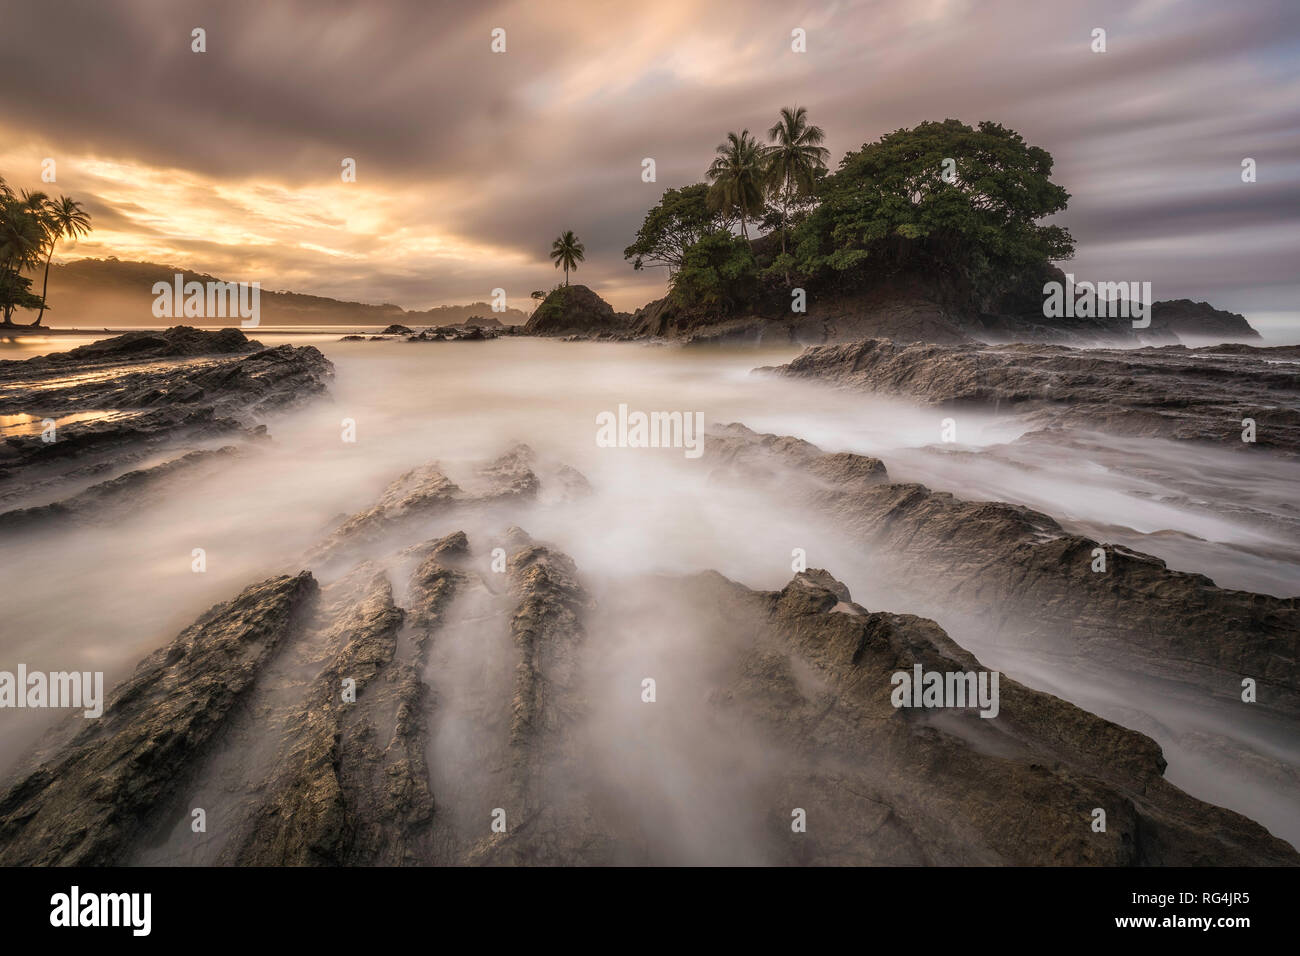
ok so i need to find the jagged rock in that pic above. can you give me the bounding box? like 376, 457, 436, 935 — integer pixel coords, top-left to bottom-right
0, 326, 333, 506
462, 537, 614, 865
381, 324, 414, 335
312, 464, 462, 560
402, 326, 496, 342
3, 427, 1290, 867
761, 338, 1300, 454
220, 564, 440, 865
0, 573, 317, 865
309, 446, 542, 565
632, 276, 974, 346
709, 423, 1300, 718
0, 445, 248, 530
697, 568, 1297, 865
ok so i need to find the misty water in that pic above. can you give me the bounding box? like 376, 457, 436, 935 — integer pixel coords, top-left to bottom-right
2, 333, 1297, 850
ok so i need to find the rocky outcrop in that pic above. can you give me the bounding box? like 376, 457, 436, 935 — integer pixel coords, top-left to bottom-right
461, 533, 615, 865
0, 572, 317, 865
1150, 299, 1260, 340
2, 434, 1292, 866
0, 446, 246, 530
524, 285, 632, 338
0, 326, 333, 511
708, 422, 1300, 719
407, 326, 498, 341
626, 263, 1259, 346
632, 274, 975, 346
699, 568, 1296, 864
760, 338, 1300, 454
218, 548, 466, 866
3, 326, 255, 367
308, 444, 540, 565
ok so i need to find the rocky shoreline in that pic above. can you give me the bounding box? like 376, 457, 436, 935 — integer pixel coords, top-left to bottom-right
760, 338, 1300, 456
0, 323, 1294, 866
2, 442, 1289, 868
0, 326, 332, 519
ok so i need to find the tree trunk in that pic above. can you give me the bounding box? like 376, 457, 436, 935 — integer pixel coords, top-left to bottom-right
781, 188, 790, 284
32, 246, 54, 327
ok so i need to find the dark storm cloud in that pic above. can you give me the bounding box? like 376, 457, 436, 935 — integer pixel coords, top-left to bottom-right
1, 0, 1296, 314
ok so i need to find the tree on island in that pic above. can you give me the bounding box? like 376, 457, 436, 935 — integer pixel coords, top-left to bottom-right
705, 130, 765, 240
0, 175, 93, 327
550, 230, 585, 286
794, 119, 1073, 298
626, 116, 1074, 313
763, 106, 829, 276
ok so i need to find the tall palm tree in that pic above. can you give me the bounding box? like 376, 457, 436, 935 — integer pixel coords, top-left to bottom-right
550, 230, 584, 286
764, 106, 829, 264
32, 196, 91, 327
706, 129, 765, 240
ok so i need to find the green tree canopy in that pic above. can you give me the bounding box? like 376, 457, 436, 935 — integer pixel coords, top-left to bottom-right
669, 231, 758, 314
623, 184, 728, 273
794, 119, 1074, 295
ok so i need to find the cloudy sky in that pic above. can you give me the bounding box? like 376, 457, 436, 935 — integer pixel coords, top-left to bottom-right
1, 0, 1297, 317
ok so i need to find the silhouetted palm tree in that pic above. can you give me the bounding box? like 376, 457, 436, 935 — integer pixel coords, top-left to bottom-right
33, 195, 92, 327
706, 130, 765, 240
550, 231, 585, 286
0, 180, 48, 327
765, 107, 829, 266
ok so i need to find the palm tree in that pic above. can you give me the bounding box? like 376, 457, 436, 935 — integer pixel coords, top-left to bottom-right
0, 182, 48, 327
32, 196, 91, 327
764, 106, 829, 265
706, 130, 765, 240
550, 231, 584, 286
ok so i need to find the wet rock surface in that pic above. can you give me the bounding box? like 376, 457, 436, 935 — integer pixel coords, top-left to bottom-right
0, 326, 333, 513
761, 338, 1300, 454
700, 569, 1296, 864
0, 572, 317, 865
709, 423, 1300, 720
308, 444, 541, 566
0, 445, 246, 531
0, 438, 1293, 865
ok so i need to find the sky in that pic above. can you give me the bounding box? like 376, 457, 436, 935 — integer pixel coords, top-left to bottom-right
1, 0, 1297, 317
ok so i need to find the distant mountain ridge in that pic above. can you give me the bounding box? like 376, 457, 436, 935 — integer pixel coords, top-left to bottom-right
35, 258, 529, 327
